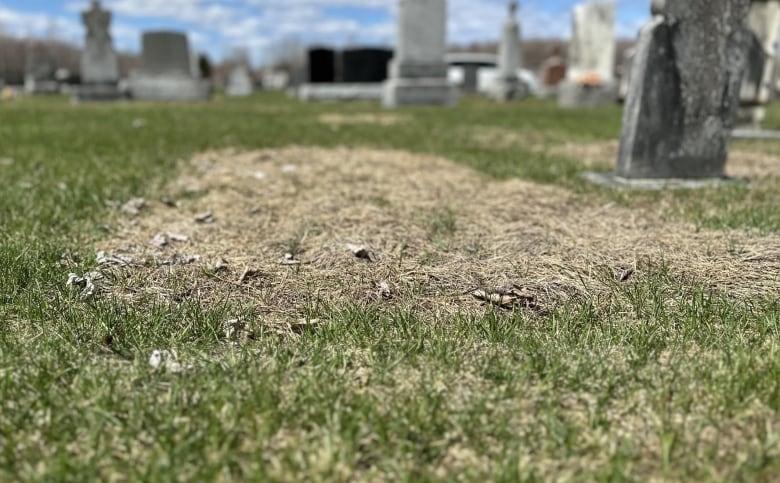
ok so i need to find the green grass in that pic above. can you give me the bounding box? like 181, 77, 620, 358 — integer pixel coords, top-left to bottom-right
1, 93, 779, 480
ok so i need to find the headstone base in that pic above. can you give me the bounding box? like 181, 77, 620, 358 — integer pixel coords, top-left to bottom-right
382, 78, 455, 108
732, 128, 780, 140
582, 172, 746, 190
558, 81, 617, 107
489, 77, 528, 101
298, 83, 384, 102
129, 74, 211, 101
736, 105, 767, 129
226, 86, 253, 97
76, 83, 123, 101
24, 79, 59, 95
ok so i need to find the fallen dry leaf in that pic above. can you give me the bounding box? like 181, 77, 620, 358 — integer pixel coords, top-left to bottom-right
195, 212, 215, 224
345, 243, 375, 262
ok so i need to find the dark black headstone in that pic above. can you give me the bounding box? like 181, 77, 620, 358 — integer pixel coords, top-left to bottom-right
308, 47, 336, 84
341, 48, 393, 83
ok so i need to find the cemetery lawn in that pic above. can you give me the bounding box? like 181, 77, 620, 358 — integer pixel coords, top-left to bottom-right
1, 92, 779, 481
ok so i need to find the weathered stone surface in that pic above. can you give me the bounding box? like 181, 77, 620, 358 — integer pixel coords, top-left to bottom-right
739, 0, 780, 127
568, 2, 615, 84
615, 0, 751, 180
81, 1, 118, 83
129, 31, 210, 101
383, 0, 455, 107
490, 1, 527, 101
617, 47, 635, 102
558, 1, 616, 107
226, 65, 253, 97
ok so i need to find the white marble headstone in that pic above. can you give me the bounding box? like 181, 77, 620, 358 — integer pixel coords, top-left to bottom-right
566, 1, 615, 85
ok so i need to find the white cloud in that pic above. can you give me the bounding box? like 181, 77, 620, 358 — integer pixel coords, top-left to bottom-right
0, 6, 82, 42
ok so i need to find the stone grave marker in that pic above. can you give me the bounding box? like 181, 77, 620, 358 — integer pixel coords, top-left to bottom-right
129, 31, 211, 101
538, 51, 566, 96
558, 1, 616, 107
738, 0, 780, 129
383, 0, 455, 107
299, 47, 390, 102
342, 48, 393, 83
308, 48, 337, 84
226, 64, 253, 97
78, 0, 121, 100
587, 0, 752, 188
490, 1, 526, 101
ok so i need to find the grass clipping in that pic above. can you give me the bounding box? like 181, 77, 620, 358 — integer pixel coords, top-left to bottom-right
98, 146, 780, 325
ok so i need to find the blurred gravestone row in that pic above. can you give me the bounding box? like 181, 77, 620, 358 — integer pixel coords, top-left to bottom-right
2, 0, 779, 186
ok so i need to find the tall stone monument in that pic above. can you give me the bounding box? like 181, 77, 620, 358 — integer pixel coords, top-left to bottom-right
738, 0, 780, 128
590, 0, 751, 186
558, 1, 616, 107
383, 0, 455, 107
490, 1, 526, 101
78, 0, 121, 100
128, 31, 211, 101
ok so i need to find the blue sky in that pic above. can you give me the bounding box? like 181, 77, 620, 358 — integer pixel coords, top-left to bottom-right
0, 1, 651, 64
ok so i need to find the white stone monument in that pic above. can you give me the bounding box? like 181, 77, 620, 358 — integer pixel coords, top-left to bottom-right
738, 0, 780, 128
226, 65, 253, 97
78, 0, 121, 100
558, 1, 617, 107
490, 1, 526, 101
383, 0, 455, 107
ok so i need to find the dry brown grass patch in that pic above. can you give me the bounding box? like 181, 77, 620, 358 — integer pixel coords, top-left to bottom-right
548, 139, 780, 178
97, 146, 780, 325
467, 126, 562, 153
317, 113, 410, 127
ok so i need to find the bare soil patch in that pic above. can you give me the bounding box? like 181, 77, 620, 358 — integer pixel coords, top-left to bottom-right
97, 147, 780, 326
317, 113, 410, 127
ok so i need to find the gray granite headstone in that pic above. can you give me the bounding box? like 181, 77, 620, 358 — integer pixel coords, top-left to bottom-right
490, 2, 527, 101
611, 0, 751, 182
78, 1, 121, 100
226, 65, 253, 97
383, 0, 455, 107
128, 31, 210, 101
738, 0, 780, 128
558, 1, 616, 107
